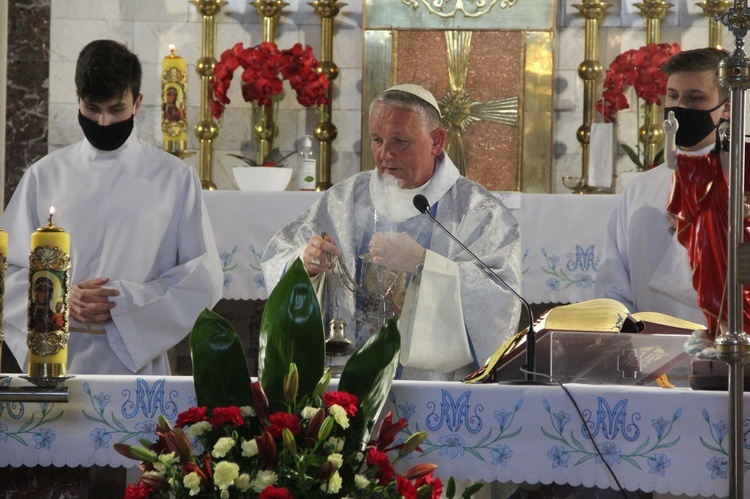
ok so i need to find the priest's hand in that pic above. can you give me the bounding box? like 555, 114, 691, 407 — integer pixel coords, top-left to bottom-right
369, 232, 426, 274
70, 277, 120, 324
304, 233, 339, 276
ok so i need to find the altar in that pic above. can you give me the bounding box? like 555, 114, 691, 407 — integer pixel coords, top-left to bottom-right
0, 374, 742, 498
204, 191, 620, 305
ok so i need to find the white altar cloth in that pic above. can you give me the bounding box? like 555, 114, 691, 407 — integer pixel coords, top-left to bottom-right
205, 191, 620, 305
0, 374, 743, 497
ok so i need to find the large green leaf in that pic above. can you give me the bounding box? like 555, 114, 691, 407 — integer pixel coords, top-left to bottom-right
190, 308, 252, 410
258, 258, 326, 413
338, 317, 401, 458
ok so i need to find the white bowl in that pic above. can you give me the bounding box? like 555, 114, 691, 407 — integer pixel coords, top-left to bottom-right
233, 166, 293, 191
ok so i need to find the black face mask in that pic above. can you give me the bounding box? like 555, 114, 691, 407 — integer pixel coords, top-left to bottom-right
78, 111, 134, 151
664, 100, 727, 148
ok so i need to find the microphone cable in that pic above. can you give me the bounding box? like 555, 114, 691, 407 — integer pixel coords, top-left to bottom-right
520, 367, 629, 499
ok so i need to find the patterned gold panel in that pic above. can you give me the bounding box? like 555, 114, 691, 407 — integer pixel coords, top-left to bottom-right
363, 0, 555, 192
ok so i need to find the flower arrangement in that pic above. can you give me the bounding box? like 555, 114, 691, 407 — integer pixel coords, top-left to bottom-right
116, 259, 477, 499
596, 43, 681, 170
211, 41, 329, 120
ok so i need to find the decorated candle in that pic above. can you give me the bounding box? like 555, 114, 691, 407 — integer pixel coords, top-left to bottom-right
162, 43, 188, 155
27, 207, 71, 378
0, 227, 6, 373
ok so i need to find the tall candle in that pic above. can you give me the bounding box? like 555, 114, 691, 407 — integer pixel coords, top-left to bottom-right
27, 207, 71, 378
0, 227, 7, 374
162, 43, 188, 155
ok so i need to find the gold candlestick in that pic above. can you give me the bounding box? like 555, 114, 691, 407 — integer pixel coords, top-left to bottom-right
634, 0, 673, 169
26, 208, 71, 383
572, 0, 611, 193
697, 0, 733, 48
189, 0, 226, 190
252, 0, 288, 163
311, 0, 345, 191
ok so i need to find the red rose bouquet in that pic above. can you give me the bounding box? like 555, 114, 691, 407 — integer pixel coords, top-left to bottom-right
116, 260, 476, 499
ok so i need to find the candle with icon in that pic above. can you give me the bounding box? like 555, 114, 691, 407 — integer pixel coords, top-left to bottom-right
0, 228, 7, 373
26, 207, 71, 380
162, 43, 188, 156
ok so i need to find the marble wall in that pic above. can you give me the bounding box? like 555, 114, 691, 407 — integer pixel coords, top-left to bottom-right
3, 0, 744, 198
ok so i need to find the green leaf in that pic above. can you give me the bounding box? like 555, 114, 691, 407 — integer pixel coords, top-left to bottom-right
621, 143, 644, 170
258, 258, 326, 413
339, 316, 401, 459
190, 308, 252, 410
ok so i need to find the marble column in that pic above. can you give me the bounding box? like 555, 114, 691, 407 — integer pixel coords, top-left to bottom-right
4, 0, 50, 206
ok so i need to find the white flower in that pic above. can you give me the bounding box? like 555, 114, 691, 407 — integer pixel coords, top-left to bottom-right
329, 404, 349, 429
322, 470, 342, 494
327, 436, 345, 453
187, 421, 212, 438
301, 406, 318, 420
241, 439, 259, 457
355, 474, 371, 489
328, 453, 343, 469
235, 473, 252, 492
252, 469, 278, 492
240, 405, 256, 418
221, 490, 229, 499
184, 472, 201, 495
212, 437, 236, 458
214, 461, 240, 490
154, 451, 177, 473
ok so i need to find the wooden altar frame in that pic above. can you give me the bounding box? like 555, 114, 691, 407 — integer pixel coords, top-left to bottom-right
362, 0, 556, 193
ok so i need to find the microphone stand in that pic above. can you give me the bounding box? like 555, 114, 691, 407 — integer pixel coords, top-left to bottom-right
413, 195, 548, 384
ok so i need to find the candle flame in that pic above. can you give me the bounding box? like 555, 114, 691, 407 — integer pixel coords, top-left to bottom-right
48, 206, 55, 226
169, 44, 176, 55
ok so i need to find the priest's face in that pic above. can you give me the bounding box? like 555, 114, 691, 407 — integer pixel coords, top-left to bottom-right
369, 103, 446, 189
79, 90, 143, 126
665, 70, 730, 151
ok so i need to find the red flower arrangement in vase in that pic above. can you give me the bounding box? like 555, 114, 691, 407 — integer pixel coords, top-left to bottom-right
596, 43, 680, 170
212, 41, 329, 119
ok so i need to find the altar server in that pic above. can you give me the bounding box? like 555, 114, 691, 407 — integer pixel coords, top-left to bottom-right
595, 47, 730, 328
1, 40, 223, 375
262, 84, 522, 381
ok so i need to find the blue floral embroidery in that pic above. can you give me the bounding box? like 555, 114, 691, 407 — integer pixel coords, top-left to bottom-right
0, 422, 8, 443
394, 392, 522, 465
248, 244, 266, 289
438, 434, 466, 459
135, 420, 159, 443
540, 246, 599, 291
648, 453, 671, 476
542, 398, 681, 472
220, 245, 238, 288
548, 445, 570, 468
90, 427, 112, 450
699, 408, 749, 479
33, 428, 55, 450
707, 456, 729, 479
490, 444, 512, 467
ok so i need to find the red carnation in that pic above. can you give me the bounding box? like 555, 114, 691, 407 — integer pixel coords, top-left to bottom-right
366, 447, 395, 485
124, 483, 154, 499
175, 406, 208, 429
415, 472, 444, 499
265, 412, 302, 438
259, 485, 294, 499
396, 475, 417, 499
210, 406, 244, 427
323, 391, 359, 417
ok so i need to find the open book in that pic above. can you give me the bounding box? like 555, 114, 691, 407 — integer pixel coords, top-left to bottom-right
464, 298, 705, 384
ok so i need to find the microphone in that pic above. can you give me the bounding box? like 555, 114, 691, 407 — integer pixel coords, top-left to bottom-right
413, 194, 541, 383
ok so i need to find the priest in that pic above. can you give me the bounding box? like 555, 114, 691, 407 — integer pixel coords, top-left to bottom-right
262, 84, 522, 380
